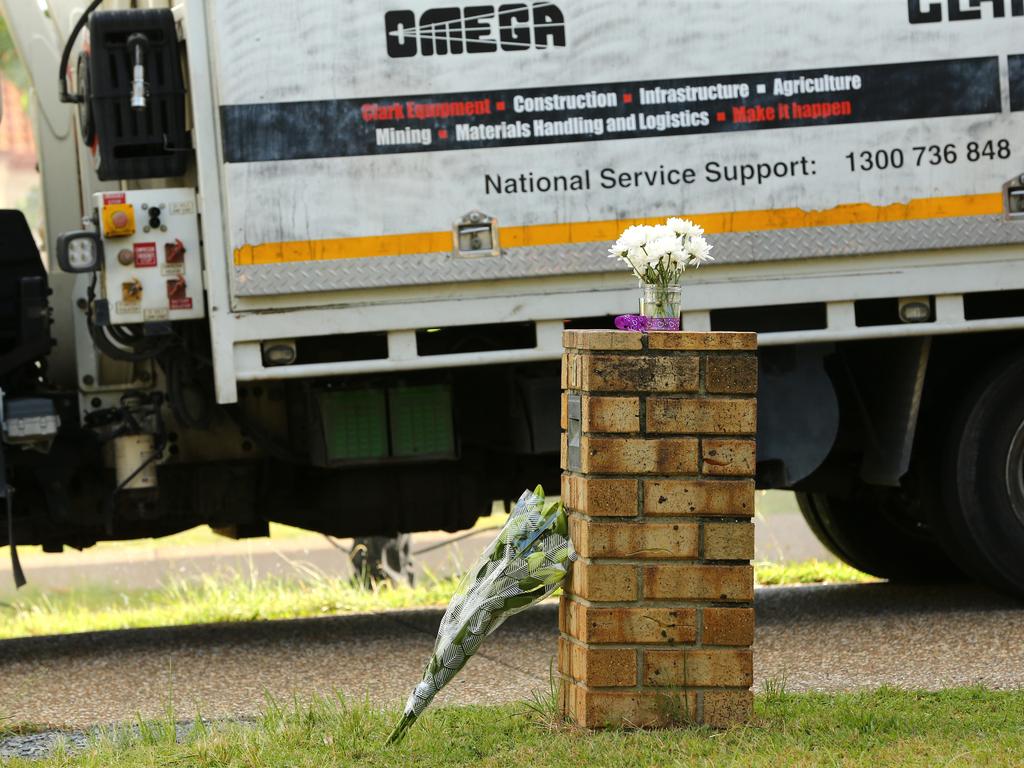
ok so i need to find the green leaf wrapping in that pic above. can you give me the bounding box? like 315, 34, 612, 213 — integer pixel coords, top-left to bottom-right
386, 487, 577, 744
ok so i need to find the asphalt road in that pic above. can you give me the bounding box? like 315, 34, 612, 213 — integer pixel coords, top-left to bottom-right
2, 582, 1022, 729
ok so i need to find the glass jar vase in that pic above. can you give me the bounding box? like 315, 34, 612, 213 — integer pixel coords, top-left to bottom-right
640, 283, 682, 331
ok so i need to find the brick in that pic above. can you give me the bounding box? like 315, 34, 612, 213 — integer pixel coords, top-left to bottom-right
643, 479, 754, 517
563, 642, 638, 687
702, 689, 754, 728
566, 601, 697, 644
571, 517, 699, 560
704, 522, 755, 561
643, 564, 754, 602
644, 649, 753, 688
563, 330, 645, 351
702, 439, 756, 477
560, 392, 569, 431
562, 475, 639, 517
571, 355, 699, 393
561, 353, 570, 389
570, 561, 638, 602
647, 398, 757, 435
559, 677, 576, 719
647, 332, 756, 351
582, 396, 641, 433
702, 607, 755, 647
581, 436, 699, 475
706, 356, 758, 394
562, 683, 698, 728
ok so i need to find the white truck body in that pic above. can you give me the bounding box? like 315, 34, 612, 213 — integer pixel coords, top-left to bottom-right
184, 0, 1024, 401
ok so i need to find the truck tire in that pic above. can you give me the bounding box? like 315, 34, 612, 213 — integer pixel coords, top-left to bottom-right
796, 485, 953, 580
932, 354, 1024, 596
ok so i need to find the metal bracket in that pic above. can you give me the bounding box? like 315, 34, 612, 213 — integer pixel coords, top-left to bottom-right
1004, 173, 1024, 220
567, 393, 582, 472
452, 211, 500, 259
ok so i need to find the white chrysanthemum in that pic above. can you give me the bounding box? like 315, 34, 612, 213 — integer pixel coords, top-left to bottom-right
625, 246, 651, 269
646, 224, 675, 243
609, 225, 652, 265
645, 235, 681, 264
618, 225, 650, 250
686, 235, 714, 266
667, 217, 704, 238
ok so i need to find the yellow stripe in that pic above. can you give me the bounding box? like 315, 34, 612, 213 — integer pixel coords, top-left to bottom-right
234, 193, 1004, 266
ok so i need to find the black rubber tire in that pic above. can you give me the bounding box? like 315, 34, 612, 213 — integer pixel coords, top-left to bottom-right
796, 484, 955, 581
931, 354, 1024, 596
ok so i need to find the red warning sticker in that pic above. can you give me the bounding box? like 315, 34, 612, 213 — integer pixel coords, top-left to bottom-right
167, 275, 193, 310
103, 192, 126, 205
133, 242, 158, 268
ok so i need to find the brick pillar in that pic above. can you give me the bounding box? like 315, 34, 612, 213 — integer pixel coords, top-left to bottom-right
558, 330, 758, 729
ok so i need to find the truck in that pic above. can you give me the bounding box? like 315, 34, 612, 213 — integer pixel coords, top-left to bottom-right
1, 0, 1024, 594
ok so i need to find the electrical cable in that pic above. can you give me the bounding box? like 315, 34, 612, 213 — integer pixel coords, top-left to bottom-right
106, 323, 144, 346
87, 318, 172, 362
4, 487, 26, 589
323, 534, 352, 556
58, 0, 105, 104
323, 524, 505, 559
412, 525, 504, 556
112, 442, 163, 493
0, 435, 26, 588
84, 276, 174, 362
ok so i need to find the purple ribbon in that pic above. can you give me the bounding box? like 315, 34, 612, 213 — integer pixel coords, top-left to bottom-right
614, 315, 681, 332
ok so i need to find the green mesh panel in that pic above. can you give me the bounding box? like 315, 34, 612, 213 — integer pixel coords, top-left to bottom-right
389, 384, 455, 458
318, 389, 388, 461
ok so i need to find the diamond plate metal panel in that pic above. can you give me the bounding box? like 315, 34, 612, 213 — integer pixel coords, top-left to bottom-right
232, 216, 1024, 299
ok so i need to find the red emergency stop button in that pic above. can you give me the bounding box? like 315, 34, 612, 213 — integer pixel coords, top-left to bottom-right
102, 203, 136, 238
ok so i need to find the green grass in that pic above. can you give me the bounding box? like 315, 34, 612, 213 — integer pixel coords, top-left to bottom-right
754, 489, 800, 516
4, 687, 1023, 767
755, 559, 875, 586
0, 570, 464, 640
0, 559, 870, 641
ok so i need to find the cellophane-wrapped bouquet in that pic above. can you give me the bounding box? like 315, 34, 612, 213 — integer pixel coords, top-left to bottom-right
387, 486, 576, 744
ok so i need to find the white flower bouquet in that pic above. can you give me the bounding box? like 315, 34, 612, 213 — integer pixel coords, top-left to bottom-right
608, 218, 714, 327
387, 486, 576, 745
